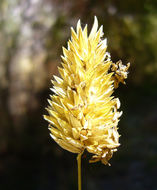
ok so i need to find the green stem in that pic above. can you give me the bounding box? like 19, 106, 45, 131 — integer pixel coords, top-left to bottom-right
77, 152, 83, 190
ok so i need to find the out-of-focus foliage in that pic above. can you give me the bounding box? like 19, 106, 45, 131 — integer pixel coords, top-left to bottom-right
0, 0, 157, 190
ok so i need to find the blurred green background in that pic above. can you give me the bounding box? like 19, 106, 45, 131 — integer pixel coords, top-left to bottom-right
0, 0, 157, 190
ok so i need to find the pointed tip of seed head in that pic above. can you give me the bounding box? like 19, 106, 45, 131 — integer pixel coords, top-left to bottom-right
94, 15, 98, 22
99, 25, 104, 37
77, 19, 81, 33
89, 16, 98, 39
50, 133, 56, 140
43, 114, 47, 120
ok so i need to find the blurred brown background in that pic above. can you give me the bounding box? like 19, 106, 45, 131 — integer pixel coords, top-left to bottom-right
0, 0, 157, 190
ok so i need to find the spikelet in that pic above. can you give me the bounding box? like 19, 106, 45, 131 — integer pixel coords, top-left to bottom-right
44, 16, 129, 165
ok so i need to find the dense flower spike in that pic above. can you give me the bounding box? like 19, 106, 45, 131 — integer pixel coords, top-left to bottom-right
44, 16, 129, 165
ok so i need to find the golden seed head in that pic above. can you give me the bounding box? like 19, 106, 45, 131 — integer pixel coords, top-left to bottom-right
44, 16, 129, 165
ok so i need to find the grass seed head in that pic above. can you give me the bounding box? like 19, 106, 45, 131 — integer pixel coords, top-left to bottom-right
44, 16, 130, 165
